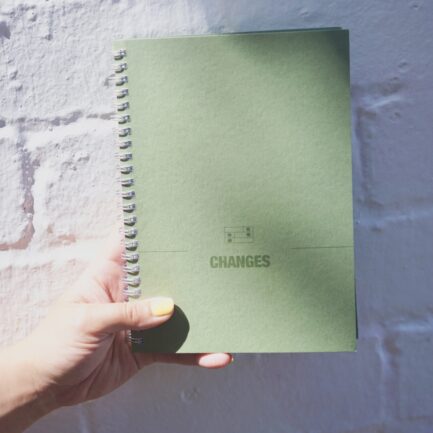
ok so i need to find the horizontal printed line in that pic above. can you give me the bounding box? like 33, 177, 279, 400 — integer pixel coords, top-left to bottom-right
137, 246, 353, 253
138, 250, 189, 253
290, 245, 353, 250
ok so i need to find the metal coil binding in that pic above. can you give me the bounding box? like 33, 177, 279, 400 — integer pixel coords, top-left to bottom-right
124, 215, 137, 225
122, 190, 135, 199
119, 140, 132, 149
129, 334, 145, 345
122, 252, 139, 262
113, 48, 142, 306
124, 264, 140, 274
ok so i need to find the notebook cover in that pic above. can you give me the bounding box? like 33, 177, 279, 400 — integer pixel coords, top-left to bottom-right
113, 28, 356, 353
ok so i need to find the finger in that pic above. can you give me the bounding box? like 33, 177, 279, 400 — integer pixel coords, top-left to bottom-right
196, 353, 234, 368
86, 297, 174, 334
135, 352, 233, 369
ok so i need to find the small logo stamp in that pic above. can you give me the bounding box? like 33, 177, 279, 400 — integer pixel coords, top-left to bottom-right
224, 226, 254, 244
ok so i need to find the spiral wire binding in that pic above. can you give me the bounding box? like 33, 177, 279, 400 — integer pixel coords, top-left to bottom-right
113, 48, 142, 306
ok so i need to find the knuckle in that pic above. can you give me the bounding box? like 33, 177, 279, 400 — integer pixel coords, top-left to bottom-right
124, 302, 140, 326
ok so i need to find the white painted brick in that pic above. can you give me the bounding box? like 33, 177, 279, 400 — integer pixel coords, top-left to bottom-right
26, 118, 119, 246
0, 125, 32, 249
0, 0, 210, 120
384, 420, 433, 433
391, 330, 433, 420
355, 214, 433, 329
0, 258, 86, 346
0, 0, 431, 432
29, 338, 382, 433
26, 405, 86, 433
353, 80, 433, 210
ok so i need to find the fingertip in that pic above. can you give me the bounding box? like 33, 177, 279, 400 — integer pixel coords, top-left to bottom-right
130, 297, 175, 330
197, 353, 233, 369
149, 297, 175, 318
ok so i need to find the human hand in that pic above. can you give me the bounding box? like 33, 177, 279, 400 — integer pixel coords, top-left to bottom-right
0, 236, 232, 432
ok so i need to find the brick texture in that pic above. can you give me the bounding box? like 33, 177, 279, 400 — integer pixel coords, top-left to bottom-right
0, 1, 432, 432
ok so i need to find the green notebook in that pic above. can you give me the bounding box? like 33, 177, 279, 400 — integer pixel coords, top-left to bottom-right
112, 28, 356, 353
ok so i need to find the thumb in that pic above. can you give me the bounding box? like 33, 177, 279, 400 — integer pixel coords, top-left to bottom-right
85, 297, 174, 334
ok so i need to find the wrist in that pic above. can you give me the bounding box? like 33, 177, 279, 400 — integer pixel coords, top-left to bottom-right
0, 340, 60, 433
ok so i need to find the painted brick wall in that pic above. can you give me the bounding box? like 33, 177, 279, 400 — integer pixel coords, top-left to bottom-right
1, 1, 432, 432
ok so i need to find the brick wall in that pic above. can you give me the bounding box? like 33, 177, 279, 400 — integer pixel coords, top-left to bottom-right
1, 1, 432, 432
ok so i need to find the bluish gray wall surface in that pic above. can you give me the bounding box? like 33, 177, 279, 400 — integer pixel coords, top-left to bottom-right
0, 1, 432, 432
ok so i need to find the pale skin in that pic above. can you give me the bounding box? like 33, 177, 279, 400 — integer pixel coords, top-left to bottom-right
0, 237, 232, 433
